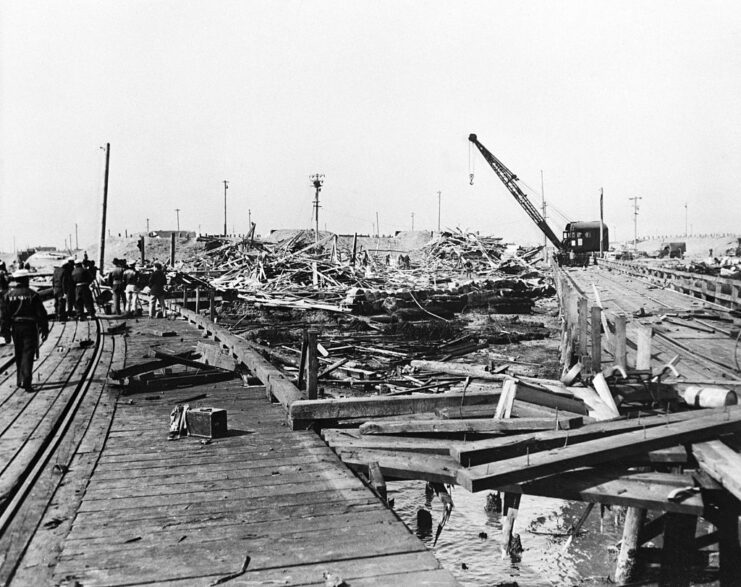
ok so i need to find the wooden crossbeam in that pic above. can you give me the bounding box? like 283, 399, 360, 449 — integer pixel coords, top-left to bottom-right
692, 440, 741, 502
458, 406, 741, 492
452, 409, 704, 466
358, 416, 583, 436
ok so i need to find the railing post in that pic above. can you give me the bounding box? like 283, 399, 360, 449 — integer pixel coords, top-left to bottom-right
615, 314, 627, 370
306, 329, 318, 399
590, 306, 602, 372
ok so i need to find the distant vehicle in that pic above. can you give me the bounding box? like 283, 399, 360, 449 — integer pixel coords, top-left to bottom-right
658, 242, 686, 259
468, 134, 608, 266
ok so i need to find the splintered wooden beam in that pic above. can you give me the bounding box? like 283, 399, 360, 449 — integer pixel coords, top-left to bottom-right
692, 440, 741, 502
500, 469, 704, 515
171, 304, 304, 410
322, 428, 468, 455
290, 390, 501, 424
358, 416, 583, 436
457, 406, 741, 491
437, 401, 586, 421
451, 409, 704, 466
337, 448, 460, 485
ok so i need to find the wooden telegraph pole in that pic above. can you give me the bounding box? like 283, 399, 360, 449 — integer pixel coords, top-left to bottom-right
99, 143, 111, 272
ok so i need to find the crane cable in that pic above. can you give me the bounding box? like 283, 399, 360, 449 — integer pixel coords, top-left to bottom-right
468, 141, 475, 185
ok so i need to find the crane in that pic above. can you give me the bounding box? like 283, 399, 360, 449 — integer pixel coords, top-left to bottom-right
468, 133, 609, 266
468, 133, 562, 249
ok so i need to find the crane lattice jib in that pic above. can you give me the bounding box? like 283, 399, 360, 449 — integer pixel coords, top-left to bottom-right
469, 134, 563, 250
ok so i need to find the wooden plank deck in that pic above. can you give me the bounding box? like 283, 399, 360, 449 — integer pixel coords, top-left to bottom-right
566, 265, 741, 382
8, 316, 457, 586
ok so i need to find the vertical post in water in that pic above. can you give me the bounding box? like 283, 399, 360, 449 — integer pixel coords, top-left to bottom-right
306, 329, 318, 400
99, 143, 111, 272
615, 507, 646, 584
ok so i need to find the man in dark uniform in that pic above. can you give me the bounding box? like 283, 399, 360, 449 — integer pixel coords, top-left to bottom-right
107, 258, 125, 315
52, 259, 73, 321
71, 261, 96, 319
0, 269, 49, 392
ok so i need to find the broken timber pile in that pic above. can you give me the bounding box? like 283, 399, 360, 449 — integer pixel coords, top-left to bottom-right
173, 228, 552, 321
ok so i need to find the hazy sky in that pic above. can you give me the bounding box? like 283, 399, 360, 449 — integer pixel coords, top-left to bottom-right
2, 0, 740, 252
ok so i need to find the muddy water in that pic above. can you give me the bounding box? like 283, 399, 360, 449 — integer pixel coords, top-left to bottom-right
391, 481, 624, 586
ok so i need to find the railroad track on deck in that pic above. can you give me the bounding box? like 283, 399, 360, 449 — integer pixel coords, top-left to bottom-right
0, 317, 113, 583
582, 268, 741, 380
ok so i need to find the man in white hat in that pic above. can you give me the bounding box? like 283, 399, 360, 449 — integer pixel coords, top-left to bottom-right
0, 269, 49, 392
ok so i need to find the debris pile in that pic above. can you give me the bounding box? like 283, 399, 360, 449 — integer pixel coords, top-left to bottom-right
174, 229, 553, 319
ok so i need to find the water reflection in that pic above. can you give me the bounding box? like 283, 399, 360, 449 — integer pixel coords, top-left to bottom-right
390, 480, 624, 586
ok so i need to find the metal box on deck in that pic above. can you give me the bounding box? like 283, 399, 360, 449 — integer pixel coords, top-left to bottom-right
186, 407, 228, 438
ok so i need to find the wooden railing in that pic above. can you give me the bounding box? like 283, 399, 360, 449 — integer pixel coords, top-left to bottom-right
600, 259, 741, 310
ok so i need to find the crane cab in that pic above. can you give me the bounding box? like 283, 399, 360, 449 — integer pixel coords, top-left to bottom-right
561, 221, 609, 266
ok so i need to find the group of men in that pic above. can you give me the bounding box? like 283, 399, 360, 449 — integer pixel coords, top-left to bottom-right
51, 257, 97, 320
0, 256, 170, 393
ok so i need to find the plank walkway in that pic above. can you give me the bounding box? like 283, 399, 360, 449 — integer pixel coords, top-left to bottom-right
567, 265, 741, 382
5, 316, 457, 586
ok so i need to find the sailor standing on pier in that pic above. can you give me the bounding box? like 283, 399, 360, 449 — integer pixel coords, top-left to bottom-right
0, 269, 49, 392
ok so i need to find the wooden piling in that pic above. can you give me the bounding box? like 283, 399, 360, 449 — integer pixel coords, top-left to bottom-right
170, 233, 176, 267
367, 461, 387, 504
208, 289, 215, 322
194, 288, 200, 313
351, 233, 358, 265
500, 492, 521, 558
578, 297, 589, 362
615, 506, 646, 584
659, 513, 696, 587
636, 325, 653, 371
298, 330, 308, 390
615, 313, 627, 370
306, 329, 318, 400
590, 306, 602, 372
182, 289, 188, 308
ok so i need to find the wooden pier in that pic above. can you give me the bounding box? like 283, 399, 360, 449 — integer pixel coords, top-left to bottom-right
0, 315, 457, 586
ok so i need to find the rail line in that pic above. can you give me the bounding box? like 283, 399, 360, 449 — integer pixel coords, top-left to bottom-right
576, 267, 741, 380
0, 318, 103, 537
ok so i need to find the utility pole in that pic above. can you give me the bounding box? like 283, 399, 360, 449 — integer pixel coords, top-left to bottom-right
175, 208, 181, 231
99, 142, 111, 272
223, 180, 229, 236
75, 223, 78, 250
629, 196, 642, 252
684, 202, 688, 236
599, 188, 604, 258
376, 211, 380, 238
310, 173, 324, 243
540, 170, 547, 260
411, 212, 415, 231
437, 191, 441, 233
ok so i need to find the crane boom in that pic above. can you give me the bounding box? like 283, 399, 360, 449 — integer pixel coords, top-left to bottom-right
468, 133, 562, 250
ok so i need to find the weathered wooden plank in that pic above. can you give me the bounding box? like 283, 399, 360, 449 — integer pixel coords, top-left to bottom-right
338, 448, 460, 484
171, 305, 304, 408
458, 406, 741, 491
358, 415, 583, 435
501, 469, 705, 515
291, 390, 501, 423
451, 408, 704, 466
322, 428, 468, 455
692, 439, 741, 502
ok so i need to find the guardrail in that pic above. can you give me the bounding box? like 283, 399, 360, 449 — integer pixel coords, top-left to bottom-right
599, 259, 741, 310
